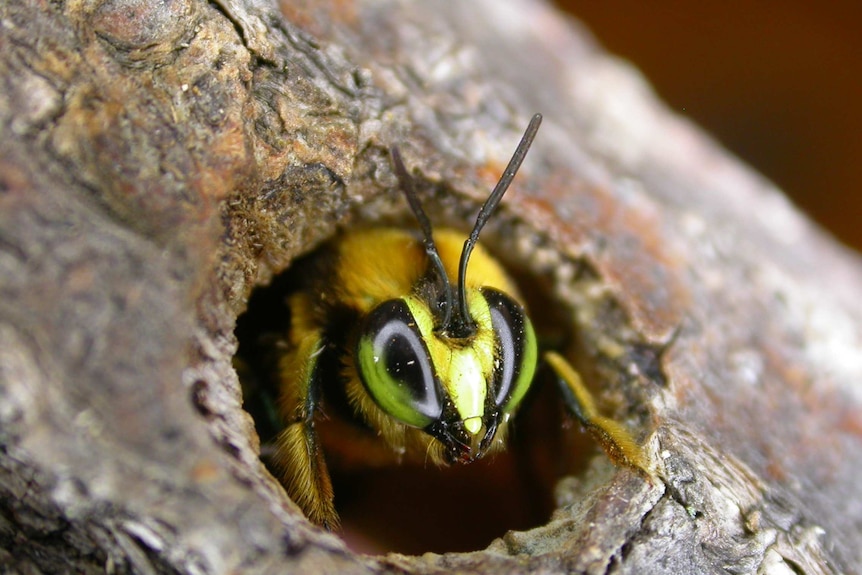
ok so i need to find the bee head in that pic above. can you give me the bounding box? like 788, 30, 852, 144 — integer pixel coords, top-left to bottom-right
356, 115, 542, 461
355, 285, 538, 462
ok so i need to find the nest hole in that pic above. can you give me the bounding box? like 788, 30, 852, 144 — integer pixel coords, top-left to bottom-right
233, 231, 602, 554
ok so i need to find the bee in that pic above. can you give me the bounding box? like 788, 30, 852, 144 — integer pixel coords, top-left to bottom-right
271, 114, 648, 529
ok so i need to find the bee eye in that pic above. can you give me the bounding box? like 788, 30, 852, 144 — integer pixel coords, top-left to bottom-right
356, 300, 443, 429
482, 288, 538, 415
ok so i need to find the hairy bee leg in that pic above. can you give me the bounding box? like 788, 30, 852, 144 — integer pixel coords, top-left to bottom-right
544, 351, 650, 474
273, 326, 340, 530
274, 421, 338, 529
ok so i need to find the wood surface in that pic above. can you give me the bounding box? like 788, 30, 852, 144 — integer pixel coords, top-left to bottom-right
1, 0, 860, 573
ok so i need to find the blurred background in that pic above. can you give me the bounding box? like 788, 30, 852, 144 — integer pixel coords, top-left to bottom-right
556, 2, 862, 252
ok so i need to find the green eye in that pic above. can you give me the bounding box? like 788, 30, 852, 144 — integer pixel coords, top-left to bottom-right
356, 299, 443, 429
482, 288, 538, 416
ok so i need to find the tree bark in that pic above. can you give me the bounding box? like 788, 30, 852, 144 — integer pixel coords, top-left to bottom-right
2, 0, 861, 573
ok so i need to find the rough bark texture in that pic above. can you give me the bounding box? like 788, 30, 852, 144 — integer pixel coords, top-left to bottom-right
2, 0, 861, 573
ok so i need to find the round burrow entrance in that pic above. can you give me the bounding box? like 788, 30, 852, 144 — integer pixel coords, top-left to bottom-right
233, 229, 603, 554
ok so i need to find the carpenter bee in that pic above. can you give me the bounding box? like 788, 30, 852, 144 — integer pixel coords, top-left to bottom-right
270, 114, 647, 529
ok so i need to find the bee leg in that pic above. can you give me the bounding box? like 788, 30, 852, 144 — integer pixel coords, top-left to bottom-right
545, 351, 650, 474
273, 329, 340, 530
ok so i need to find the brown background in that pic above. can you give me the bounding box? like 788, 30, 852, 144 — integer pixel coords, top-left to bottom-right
558, 2, 862, 251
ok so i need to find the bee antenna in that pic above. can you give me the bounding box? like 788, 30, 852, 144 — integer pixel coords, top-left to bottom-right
391, 145, 454, 330
454, 113, 542, 337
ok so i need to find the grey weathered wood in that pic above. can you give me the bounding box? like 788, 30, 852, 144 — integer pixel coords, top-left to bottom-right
1, 0, 860, 573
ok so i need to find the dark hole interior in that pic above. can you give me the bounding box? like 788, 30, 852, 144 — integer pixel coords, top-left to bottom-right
234, 238, 598, 554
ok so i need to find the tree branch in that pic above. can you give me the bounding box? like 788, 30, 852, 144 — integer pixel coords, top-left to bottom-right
1, 0, 860, 573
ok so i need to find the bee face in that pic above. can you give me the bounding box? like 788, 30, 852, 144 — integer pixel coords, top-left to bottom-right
356, 286, 538, 463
